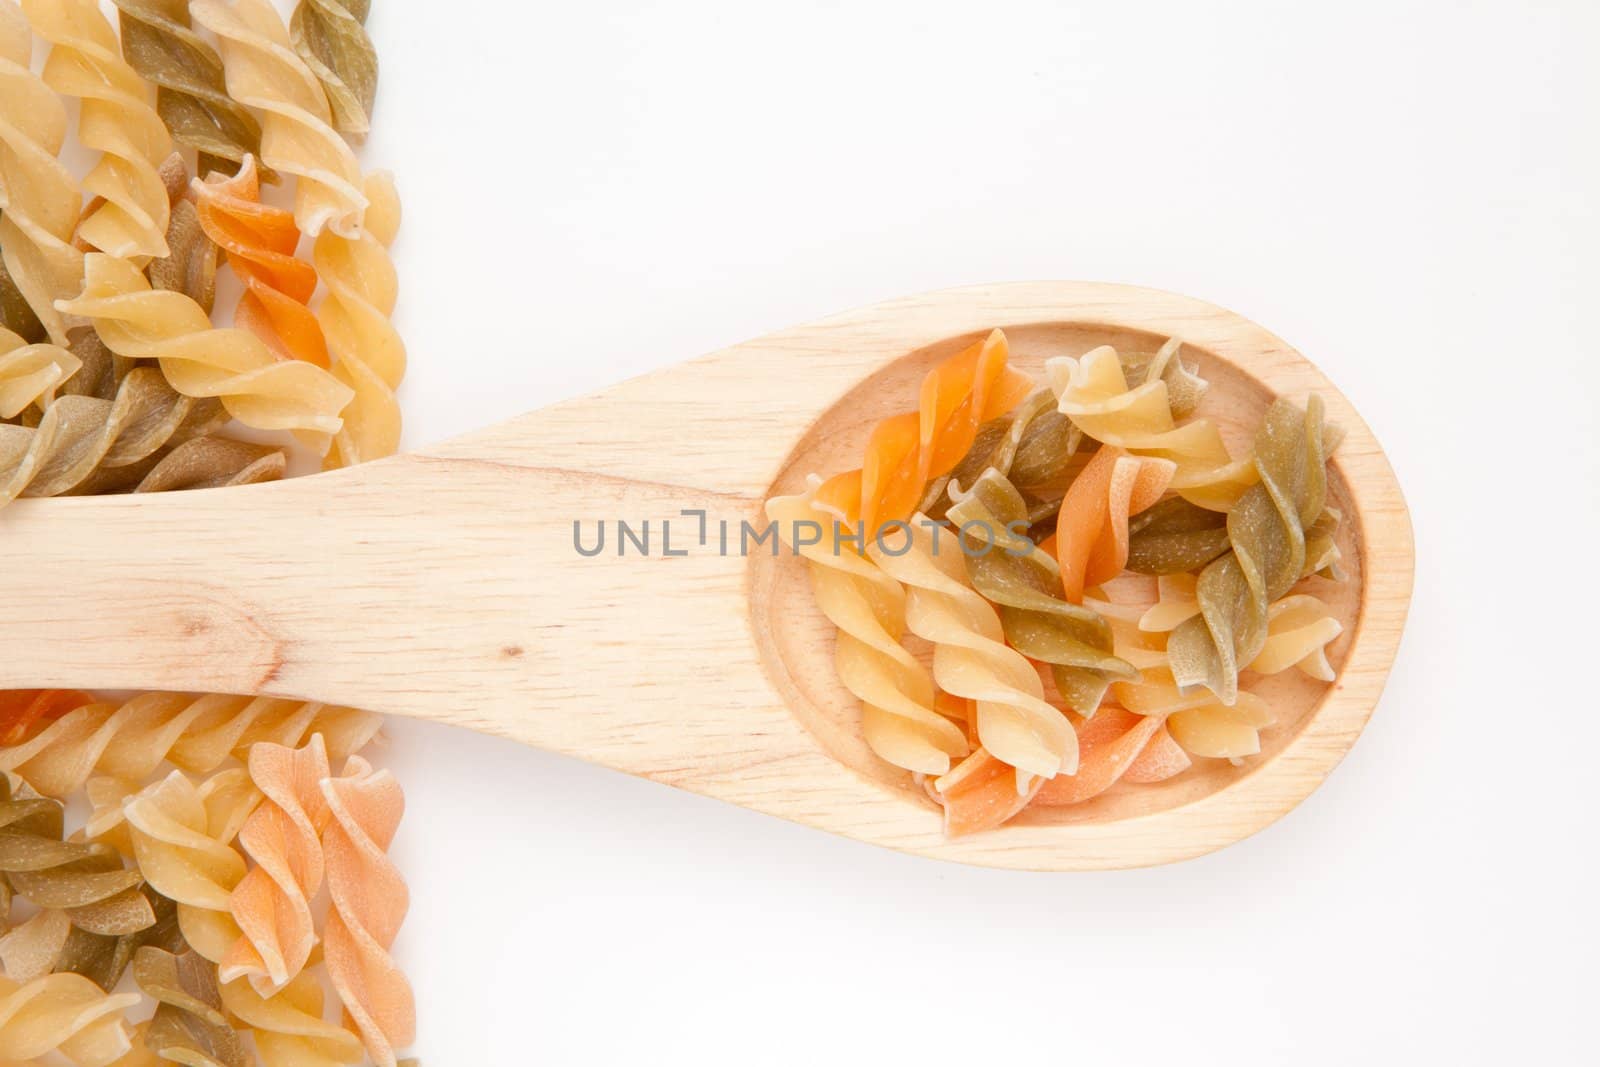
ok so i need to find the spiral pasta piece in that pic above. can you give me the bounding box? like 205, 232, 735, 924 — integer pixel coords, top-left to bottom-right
220, 735, 331, 994
189, 0, 366, 238
0, 777, 153, 938
131, 946, 249, 1067
1046, 340, 1256, 510
1139, 575, 1342, 682
111, 0, 263, 180
0, 327, 79, 417
57, 253, 353, 436
944, 468, 1135, 716
1052, 445, 1176, 602
290, 0, 376, 136
1113, 667, 1275, 759
1032, 707, 1189, 806
320, 170, 404, 467
123, 768, 259, 964
0, 972, 139, 1066
148, 175, 219, 314
23, 0, 171, 260
219, 970, 364, 1067
0, 689, 90, 746
322, 755, 413, 1067
868, 519, 1076, 789
192, 154, 328, 367
120, 434, 286, 494
766, 482, 966, 775
819, 329, 1034, 530
0, 1, 83, 344
0, 366, 225, 508
1166, 395, 1338, 703
0, 692, 381, 803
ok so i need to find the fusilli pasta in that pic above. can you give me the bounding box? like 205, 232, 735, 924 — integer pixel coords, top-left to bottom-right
132, 946, 249, 1067
322, 755, 413, 1067
766, 483, 966, 775
321, 169, 403, 467
0, 366, 225, 507
0, 0, 82, 344
1046, 341, 1256, 511
220, 735, 330, 994
944, 468, 1135, 716
123, 768, 259, 964
1165, 396, 1339, 703
1052, 445, 1175, 602
111, 0, 264, 180
0, 972, 138, 1066
219, 969, 364, 1067
0, 692, 380, 802
0, 327, 78, 418
290, 0, 376, 136
1113, 667, 1275, 759
868, 520, 1076, 789
57, 253, 354, 436
192, 153, 328, 366
23, 0, 172, 260
189, 0, 366, 238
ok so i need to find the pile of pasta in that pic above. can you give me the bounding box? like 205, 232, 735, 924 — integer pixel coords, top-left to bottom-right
0, 0, 415, 1063
768, 330, 1347, 835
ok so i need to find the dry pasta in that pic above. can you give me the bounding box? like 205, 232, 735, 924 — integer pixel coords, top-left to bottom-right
23, 0, 172, 260
766, 482, 966, 775
111, 0, 264, 180
0, 972, 138, 1066
290, 0, 376, 136
0, 327, 79, 418
219, 969, 365, 1067
1047, 341, 1256, 511
190, 0, 366, 238
1165, 396, 1339, 703
123, 768, 259, 964
322, 755, 413, 1067
944, 468, 1135, 716
320, 169, 404, 466
0, 0, 82, 345
132, 946, 250, 1067
868, 520, 1076, 790
57, 253, 354, 437
192, 154, 329, 367
220, 735, 331, 994
0, 692, 380, 802
0, 366, 225, 508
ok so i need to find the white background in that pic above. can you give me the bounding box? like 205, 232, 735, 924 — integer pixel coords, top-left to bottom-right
320, 0, 1596, 1062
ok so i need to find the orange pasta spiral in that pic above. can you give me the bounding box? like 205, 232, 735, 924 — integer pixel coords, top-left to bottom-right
220, 734, 331, 994
1053, 445, 1175, 603
322, 755, 413, 1067
817, 329, 1034, 530
192, 153, 328, 367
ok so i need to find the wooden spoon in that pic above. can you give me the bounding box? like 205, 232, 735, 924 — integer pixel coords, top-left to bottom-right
0, 282, 1413, 870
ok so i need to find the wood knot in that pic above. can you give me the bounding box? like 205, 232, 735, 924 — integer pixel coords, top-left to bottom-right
501, 645, 526, 659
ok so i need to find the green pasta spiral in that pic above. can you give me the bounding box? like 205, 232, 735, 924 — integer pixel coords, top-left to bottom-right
134, 946, 250, 1066
112, 0, 266, 180
947, 468, 1135, 715
1166, 395, 1338, 703
291, 0, 378, 136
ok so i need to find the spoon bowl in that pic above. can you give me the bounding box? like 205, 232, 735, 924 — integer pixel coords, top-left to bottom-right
0, 282, 1412, 870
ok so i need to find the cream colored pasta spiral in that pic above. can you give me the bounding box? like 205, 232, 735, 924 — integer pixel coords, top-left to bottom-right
0, 1, 83, 344
0, 972, 139, 1067
0, 691, 381, 801
220, 970, 365, 1067
23, 0, 172, 260
867, 518, 1077, 789
322, 756, 414, 1067
321, 170, 404, 467
123, 768, 259, 964
0, 326, 78, 416
190, 0, 366, 238
1046, 341, 1257, 511
57, 253, 353, 436
767, 482, 968, 776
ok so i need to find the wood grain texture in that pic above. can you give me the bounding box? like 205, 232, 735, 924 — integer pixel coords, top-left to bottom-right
0, 282, 1413, 870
